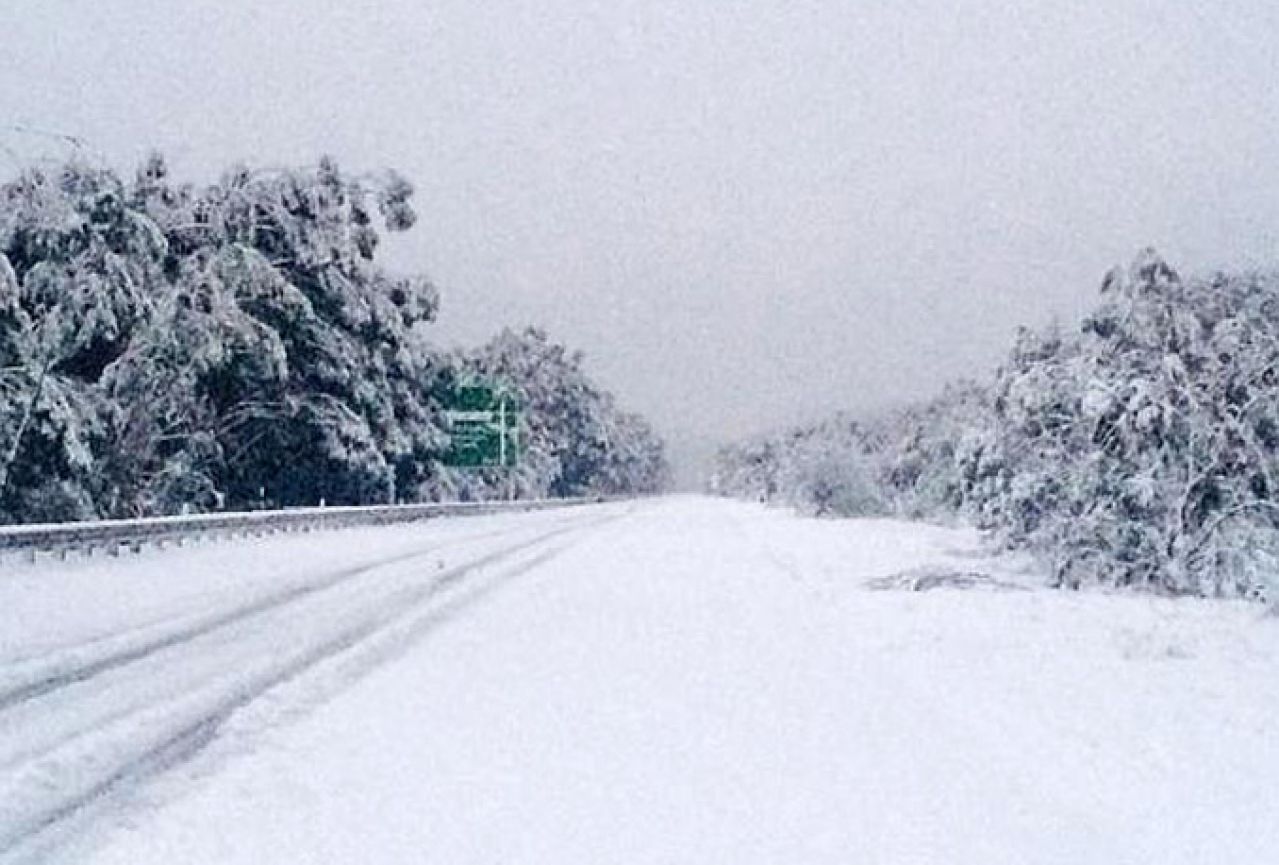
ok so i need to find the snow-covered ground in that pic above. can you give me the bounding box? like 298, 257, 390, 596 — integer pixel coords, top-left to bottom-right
2, 496, 1277, 864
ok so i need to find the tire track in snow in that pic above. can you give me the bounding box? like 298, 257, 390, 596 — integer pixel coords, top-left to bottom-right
0, 512, 615, 861
0, 522, 529, 711
0, 518, 602, 776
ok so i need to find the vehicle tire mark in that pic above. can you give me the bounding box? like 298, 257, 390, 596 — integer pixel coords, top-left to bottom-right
0, 514, 610, 858
0, 518, 582, 711
0, 519, 606, 775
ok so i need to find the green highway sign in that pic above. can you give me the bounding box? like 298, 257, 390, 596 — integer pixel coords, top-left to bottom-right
442, 383, 521, 468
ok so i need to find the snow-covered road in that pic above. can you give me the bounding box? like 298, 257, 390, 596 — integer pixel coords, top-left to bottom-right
0, 503, 621, 862
3, 496, 1278, 864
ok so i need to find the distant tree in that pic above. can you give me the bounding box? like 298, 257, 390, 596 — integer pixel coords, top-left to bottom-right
462, 327, 668, 498
875, 379, 993, 520
710, 415, 883, 517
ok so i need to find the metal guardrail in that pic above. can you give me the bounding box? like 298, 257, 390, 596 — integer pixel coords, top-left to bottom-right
0, 498, 595, 563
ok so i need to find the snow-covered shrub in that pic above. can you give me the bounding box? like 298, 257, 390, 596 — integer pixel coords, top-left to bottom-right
710, 415, 885, 517
714, 251, 1279, 601
974, 251, 1279, 598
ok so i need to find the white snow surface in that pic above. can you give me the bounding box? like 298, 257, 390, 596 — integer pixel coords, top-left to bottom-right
3, 495, 1278, 864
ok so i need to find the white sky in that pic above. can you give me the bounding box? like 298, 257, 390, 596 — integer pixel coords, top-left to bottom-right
3, 0, 1278, 480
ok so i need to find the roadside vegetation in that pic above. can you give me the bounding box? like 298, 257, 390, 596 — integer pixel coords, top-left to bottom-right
0, 155, 667, 522
712, 250, 1279, 601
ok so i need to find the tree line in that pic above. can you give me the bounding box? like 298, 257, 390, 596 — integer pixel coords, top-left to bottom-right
711, 250, 1279, 601
0, 155, 667, 523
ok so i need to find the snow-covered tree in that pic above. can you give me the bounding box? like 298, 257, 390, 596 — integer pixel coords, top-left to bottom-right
459, 327, 668, 499
710, 415, 883, 517
982, 251, 1279, 597
0, 154, 667, 520
0, 160, 164, 520
713, 250, 1279, 602
875, 379, 994, 521
135, 156, 447, 509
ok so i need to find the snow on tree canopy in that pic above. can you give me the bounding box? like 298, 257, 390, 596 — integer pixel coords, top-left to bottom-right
0, 155, 667, 522
713, 251, 1279, 603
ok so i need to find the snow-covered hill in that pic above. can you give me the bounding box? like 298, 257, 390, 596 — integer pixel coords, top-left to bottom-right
3, 497, 1277, 864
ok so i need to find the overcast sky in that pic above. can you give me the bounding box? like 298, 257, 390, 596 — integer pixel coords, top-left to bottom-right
3, 0, 1278, 481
